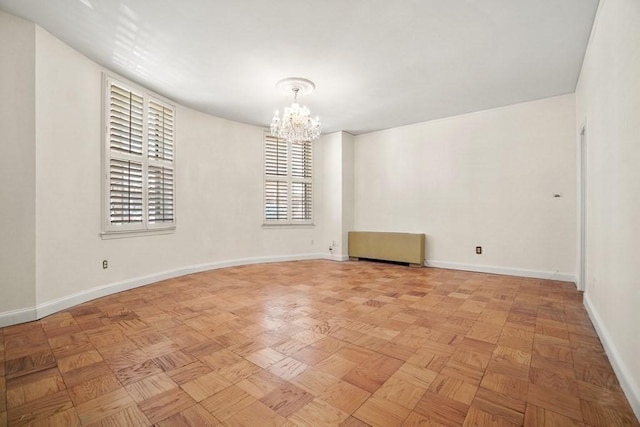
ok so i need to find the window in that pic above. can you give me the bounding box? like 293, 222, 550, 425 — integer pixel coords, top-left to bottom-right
264, 134, 313, 224
103, 76, 175, 235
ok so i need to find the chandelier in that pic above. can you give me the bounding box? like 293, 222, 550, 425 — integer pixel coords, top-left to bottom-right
270, 77, 321, 143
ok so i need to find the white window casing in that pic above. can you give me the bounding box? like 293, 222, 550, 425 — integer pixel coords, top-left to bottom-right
102, 75, 176, 236
264, 133, 313, 225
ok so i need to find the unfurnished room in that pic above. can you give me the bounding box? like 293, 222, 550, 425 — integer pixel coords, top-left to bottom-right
0, 0, 639, 425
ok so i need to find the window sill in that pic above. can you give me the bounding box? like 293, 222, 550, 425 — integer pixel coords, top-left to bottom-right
262, 223, 315, 229
100, 228, 175, 240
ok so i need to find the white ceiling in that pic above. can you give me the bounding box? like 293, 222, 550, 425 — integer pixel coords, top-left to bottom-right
0, 0, 599, 135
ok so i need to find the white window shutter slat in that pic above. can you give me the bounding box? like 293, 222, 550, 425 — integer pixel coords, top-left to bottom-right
148, 166, 174, 224
109, 83, 143, 155
104, 77, 176, 233
264, 135, 312, 223
109, 159, 143, 224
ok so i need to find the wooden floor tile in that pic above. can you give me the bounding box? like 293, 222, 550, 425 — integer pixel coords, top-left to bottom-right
580, 397, 640, 427
289, 397, 350, 426
222, 400, 286, 427
523, 403, 584, 427
291, 366, 341, 395
321, 380, 370, 415
463, 406, 521, 426
125, 372, 178, 403
428, 374, 478, 405
217, 359, 262, 383
414, 391, 470, 426
0, 260, 636, 426
155, 403, 220, 426
67, 371, 122, 405
246, 347, 287, 369
466, 322, 502, 344
5, 350, 57, 379
340, 415, 373, 427
259, 381, 313, 417
315, 354, 358, 378
7, 389, 74, 426
85, 405, 149, 426
75, 388, 135, 425
527, 383, 582, 422
375, 375, 427, 409
268, 357, 308, 381
138, 387, 196, 424
201, 384, 256, 421
181, 370, 232, 401
166, 361, 212, 385
237, 370, 286, 399
153, 350, 195, 372
57, 349, 103, 373
353, 395, 410, 427
480, 371, 529, 401
472, 387, 525, 425
343, 353, 403, 393
48, 332, 93, 359
6, 368, 65, 409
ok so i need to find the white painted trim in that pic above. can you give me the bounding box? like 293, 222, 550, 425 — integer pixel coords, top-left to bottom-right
1, 253, 327, 327
425, 260, 577, 283
36, 253, 329, 320
323, 254, 350, 262
0, 307, 37, 328
584, 294, 640, 420
1, 255, 574, 328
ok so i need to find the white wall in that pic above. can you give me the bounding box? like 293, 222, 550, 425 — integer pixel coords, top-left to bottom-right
319, 132, 343, 257
341, 132, 355, 252
318, 131, 355, 259
5, 22, 325, 321
575, 0, 640, 417
0, 11, 36, 317
354, 94, 577, 279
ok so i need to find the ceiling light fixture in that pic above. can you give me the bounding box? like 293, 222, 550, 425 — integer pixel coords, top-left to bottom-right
270, 77, 321, 143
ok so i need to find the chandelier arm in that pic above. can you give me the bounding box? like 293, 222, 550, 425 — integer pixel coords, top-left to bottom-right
270, 78, 321, 143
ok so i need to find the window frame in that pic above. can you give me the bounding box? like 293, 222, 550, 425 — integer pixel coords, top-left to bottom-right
263, 132, 313, 226
101, 74, 176, 237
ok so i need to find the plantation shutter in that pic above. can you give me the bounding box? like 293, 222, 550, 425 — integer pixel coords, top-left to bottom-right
104, 77, 176, 233
290, 140, 312, 221
264, 180, 288, 221
109, 159, 143, 224
263, 134, 312, 223
109, 84, 143, 155
147, 99, 175, 226
290, 140, 312, 179
108, 82, 144, 226
148, 100, 174, 162
265, 135, 288, 176
148, 166, 174, 224
291, 182, 312, 221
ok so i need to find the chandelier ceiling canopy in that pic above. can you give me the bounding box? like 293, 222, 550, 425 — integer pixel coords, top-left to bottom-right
270, 77, 321, 143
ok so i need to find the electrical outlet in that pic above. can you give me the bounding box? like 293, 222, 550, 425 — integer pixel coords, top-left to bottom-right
102, 260, 108, 269
475, 246, 482, 254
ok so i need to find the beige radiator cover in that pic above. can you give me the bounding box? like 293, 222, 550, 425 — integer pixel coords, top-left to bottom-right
348, 231, 426, 266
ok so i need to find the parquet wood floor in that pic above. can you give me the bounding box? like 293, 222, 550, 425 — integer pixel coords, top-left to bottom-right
1, 260, 638, 426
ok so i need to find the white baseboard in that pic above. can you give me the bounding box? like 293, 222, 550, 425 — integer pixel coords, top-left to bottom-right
584, 294, 640, 420
425, 260, 577, 283
0, 255, 575, 328
323, 253, 350, 262
2, 253, 328, 327
0, 306, 37, 328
